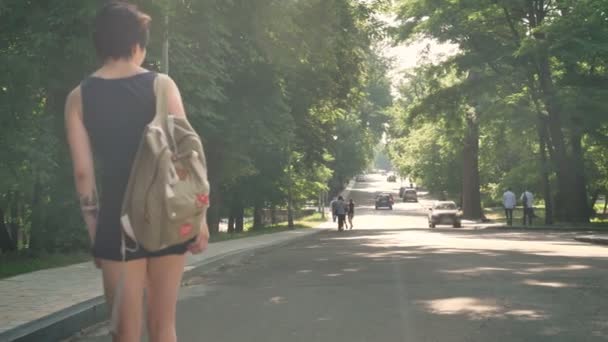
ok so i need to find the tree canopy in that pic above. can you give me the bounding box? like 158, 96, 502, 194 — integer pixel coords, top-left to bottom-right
388, 0, 608, 223
0, 0, 392, 253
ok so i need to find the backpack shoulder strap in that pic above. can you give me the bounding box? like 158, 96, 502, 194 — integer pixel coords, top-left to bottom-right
152, 73, 178, 151
153, 73, 171, 122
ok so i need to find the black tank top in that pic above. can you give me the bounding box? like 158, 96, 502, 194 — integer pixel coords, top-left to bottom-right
81, 71, 157, 244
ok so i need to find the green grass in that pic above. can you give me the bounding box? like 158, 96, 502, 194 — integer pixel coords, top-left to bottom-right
0, 213, 327, 279
0, 251, 91, 280
484, 206, 608, 229
210, 212, 326, 243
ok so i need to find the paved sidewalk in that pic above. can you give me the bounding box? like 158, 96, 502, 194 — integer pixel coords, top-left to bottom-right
0, 224, 332, 340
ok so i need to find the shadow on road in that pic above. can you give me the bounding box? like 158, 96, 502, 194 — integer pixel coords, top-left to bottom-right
177, 227, 608, 342
307, 229, 608, 340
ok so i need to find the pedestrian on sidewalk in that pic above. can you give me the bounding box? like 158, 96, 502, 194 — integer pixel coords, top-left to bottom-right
347, 199, 355, 229
521, 189, 534, 226
330, 197, 339, 223
65, 3, 208, 341
335, 196, 347, 231
502, 188, 516, 226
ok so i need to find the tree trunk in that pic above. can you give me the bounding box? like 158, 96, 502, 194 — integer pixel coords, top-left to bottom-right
603, 196, 607, 215
0, 207, 16, 252
571, 129, 591, 220
270, 205, 277, 225
589, 191, 599, 218
207, 191, 221, 235
536, 54, 589, 223
287, 187, 294, 229
227, 214, 235, 233
318, 193, 323, 215
536, 115, 554, 225
205, 140, 224, 235
253, 202, 263, 230
522, 3, 588, 223
461, 109, 483, 220
28, 177, 45, 251
235, 204, 244, 233
321, 191, 326, 220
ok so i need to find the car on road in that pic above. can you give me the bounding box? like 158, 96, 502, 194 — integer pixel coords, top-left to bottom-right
403, 188, 418, 202
355, 175, 366, 182
387, 175, 397, 182
428, 201, 462, 228
375, 193, 394, 210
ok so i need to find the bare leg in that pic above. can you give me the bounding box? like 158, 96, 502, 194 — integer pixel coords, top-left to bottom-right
146, 254, 187, 342
100, 259, 147, 342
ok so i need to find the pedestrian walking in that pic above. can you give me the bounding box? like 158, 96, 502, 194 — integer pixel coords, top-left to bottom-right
65, 3, 208, 341
502, 188, 516, 226
521, 189, 534, 226
335, 196, 347, 231
347, 199, 355, 229
330, 197, 338, 222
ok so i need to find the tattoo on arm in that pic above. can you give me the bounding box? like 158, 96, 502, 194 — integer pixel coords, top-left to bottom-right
79, 189, 99, 219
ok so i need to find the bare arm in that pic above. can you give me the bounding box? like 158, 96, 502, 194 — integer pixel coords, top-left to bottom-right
166, 76, 187, 118
65, 86, 98, 244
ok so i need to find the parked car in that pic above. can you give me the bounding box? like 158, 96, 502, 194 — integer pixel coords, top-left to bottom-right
428, 201, 462, 228
387, 175, 397, 182
375, 193, 394, 210
403, 189, 418, 202
356, 175, 366, 182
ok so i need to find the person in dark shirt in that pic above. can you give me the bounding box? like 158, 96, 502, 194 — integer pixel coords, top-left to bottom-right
347, 199, 355, 230
65, 3, 207, 341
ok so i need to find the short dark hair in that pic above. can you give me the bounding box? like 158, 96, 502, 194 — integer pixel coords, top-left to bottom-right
93, 1, 151, 61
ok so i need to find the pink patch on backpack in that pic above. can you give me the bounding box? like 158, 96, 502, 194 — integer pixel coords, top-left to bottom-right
196, 194, 209, 208
179, 224, 193, 237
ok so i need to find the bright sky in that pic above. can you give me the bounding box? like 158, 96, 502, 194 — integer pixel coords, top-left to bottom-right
376, 13, 459, 88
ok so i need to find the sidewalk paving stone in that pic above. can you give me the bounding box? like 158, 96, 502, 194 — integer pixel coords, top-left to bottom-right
0, 182, 356, 342
0, 225, 331, 341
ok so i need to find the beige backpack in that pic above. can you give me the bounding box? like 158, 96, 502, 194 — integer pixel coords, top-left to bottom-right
119, 73, 210, 256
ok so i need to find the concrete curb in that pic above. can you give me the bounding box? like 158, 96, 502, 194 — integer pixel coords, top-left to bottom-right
574, 236, 608, 246
0, 228, 327, 342
485, 225, 607, 232
1, 296, 107, 342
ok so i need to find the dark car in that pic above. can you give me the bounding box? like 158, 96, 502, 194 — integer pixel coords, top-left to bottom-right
428, 201, 461, 228
356, 175, 366, 182
387, 175, 397, 182
375, 193, 394, 210
403, 189, 418, 202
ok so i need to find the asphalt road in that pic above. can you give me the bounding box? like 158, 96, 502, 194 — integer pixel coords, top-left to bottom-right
73, 174, 608, 341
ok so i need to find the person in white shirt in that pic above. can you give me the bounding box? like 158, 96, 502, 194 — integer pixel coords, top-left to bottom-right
502, 188, 516, 226
330, 197, 338, 222
521, 190, 534, 226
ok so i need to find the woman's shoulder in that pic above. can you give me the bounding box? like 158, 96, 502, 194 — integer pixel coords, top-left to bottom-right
64, 85, 83, 121
66, 85, 82, 109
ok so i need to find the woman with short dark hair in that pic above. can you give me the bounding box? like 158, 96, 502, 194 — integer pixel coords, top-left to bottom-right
65, 2, 208, 341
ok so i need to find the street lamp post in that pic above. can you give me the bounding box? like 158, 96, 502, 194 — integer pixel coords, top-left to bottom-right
162, 13, 169, 74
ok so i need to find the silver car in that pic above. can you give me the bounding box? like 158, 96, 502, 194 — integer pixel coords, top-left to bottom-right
428, 201, 462, 228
